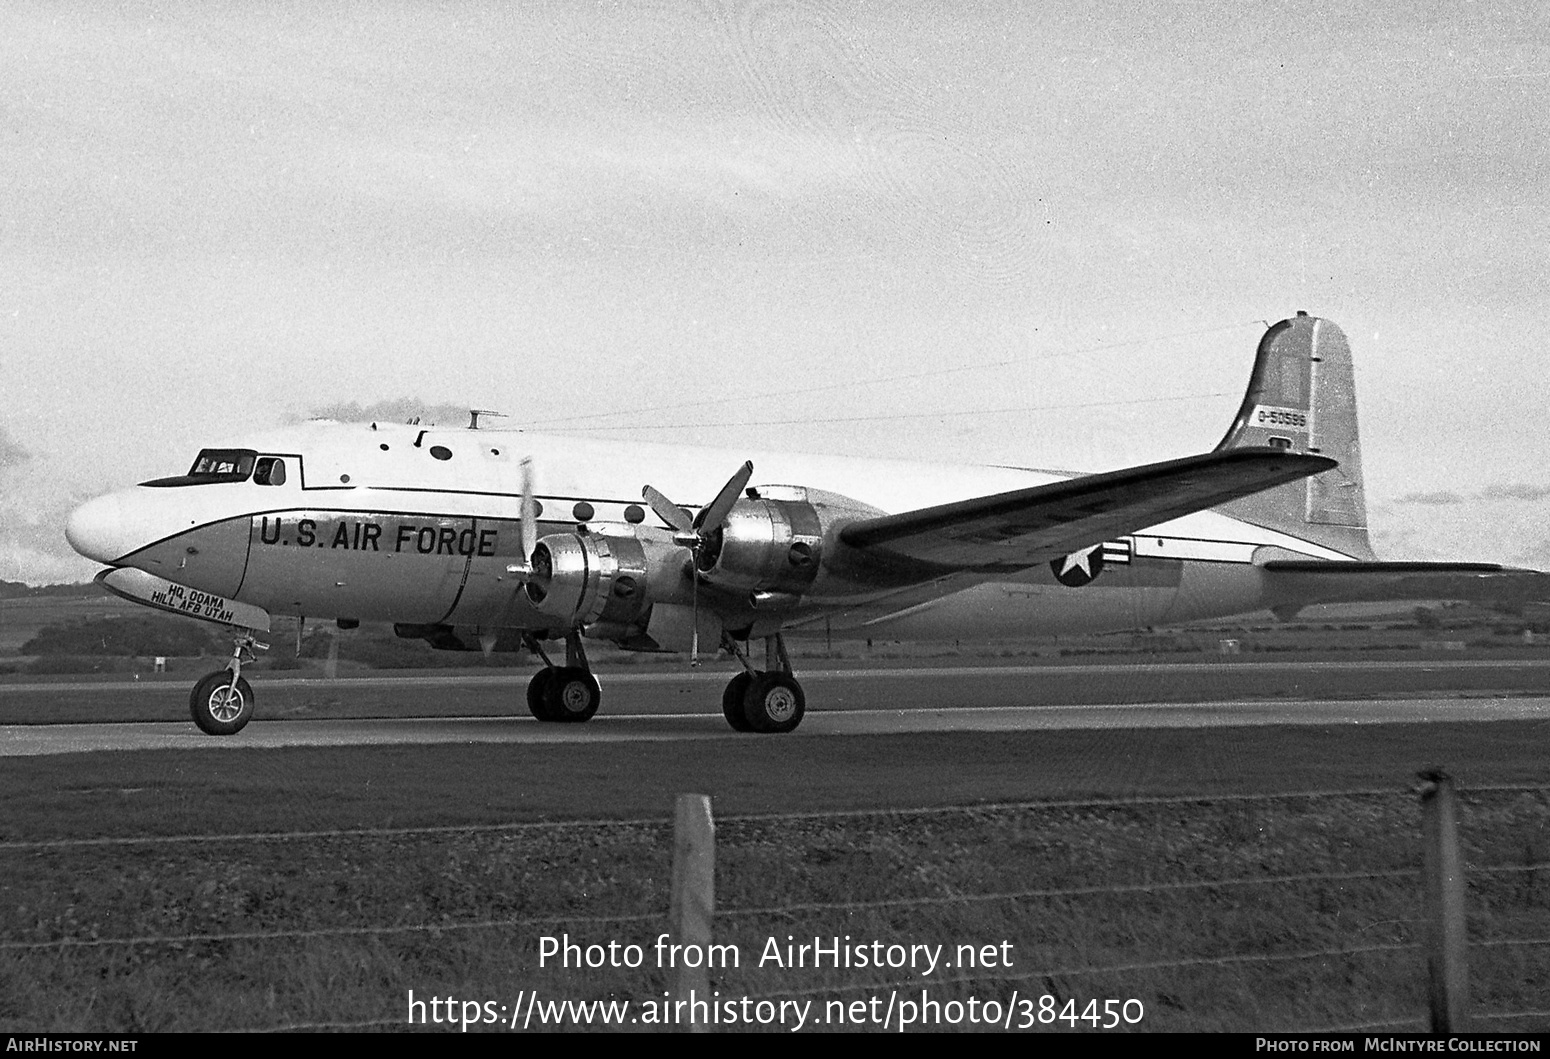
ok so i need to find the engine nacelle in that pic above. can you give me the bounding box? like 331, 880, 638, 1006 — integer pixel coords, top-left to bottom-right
695, 486, 886, 599
696, 492, 822, 594
525, 525, 689, 627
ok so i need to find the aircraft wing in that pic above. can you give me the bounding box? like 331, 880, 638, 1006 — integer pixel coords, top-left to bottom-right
838, 447, 1336, 574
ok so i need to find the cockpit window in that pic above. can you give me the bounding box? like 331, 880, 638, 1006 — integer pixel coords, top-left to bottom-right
139, 448, 259, 488
189, 450, 257, 478
253, 457, 287, 486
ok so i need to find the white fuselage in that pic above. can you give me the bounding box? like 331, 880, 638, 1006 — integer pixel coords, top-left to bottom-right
66, 420, 1355, 642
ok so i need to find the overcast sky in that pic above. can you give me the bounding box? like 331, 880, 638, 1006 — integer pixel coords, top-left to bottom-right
3, 1, 1547, 583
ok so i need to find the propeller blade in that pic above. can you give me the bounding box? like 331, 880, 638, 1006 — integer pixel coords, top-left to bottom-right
695, 461, 754, 532
519, 457, 538, 560
642, 484, 695, 534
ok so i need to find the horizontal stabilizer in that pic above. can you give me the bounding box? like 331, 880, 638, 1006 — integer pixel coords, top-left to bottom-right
1260, 560, 1550, 610
839, 447, 1334, 574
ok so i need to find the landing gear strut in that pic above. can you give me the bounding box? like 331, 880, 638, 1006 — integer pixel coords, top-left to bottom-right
524, 630, 601, 723
722, 633, 805, 734
190, 631, 267, 736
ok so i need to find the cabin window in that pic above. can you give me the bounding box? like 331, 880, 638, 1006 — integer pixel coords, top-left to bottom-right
253, 457, 287, 486
429, 445, 453, 461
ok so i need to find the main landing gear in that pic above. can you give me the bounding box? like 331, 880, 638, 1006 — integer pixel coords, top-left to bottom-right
524, 631, 601, 723
518, 629, 805, 733
190, 631, 267, 736
721, 633, 805, 734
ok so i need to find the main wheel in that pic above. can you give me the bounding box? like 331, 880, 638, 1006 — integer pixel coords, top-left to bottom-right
722, 672, 754, 732
545, 667, 601, 723
190, 670, 255, 736
526, 668, 558, 721
742, 671, 805, 734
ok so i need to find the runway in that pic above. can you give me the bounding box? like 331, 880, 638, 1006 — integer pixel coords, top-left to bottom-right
5, 695, 1549, 757
8, 658, 1550, 696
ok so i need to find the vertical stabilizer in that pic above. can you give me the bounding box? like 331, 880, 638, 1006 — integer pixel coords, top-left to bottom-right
1214, 313, 1376, 560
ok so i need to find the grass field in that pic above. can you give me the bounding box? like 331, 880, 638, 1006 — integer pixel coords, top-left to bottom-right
1, 723, 1547, 1032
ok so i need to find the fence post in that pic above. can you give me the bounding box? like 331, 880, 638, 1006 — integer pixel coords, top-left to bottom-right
1418, 768, 1468, 1033
669, 793, 715, 1032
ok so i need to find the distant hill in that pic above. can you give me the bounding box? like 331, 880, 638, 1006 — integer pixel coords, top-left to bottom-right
0, 580, 106, 600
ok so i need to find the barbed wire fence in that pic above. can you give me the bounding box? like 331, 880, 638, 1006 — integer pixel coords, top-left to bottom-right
2, 779, 1546, 1033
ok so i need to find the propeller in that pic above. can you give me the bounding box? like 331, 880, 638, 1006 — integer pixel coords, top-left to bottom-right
642, 460, 752, 562
520, 457, 538, 560
641, 460, 753, 665
505, 457, 539, 580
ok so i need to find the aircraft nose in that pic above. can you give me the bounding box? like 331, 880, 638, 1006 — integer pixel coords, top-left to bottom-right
65, 492, 130, 565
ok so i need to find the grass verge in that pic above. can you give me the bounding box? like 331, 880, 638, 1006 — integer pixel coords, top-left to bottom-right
1, 723, 1547, 1032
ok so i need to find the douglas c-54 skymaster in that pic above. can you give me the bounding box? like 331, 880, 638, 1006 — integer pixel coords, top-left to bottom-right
65, 313, 1549, 736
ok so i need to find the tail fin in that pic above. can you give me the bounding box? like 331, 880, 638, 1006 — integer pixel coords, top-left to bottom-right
1213, 313, 1377, 560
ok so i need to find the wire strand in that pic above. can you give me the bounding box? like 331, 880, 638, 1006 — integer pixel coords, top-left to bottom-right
520, 320, 1260, 429
717, 868, 1421, 919
0, 911, 664, 953
558, 391, 1233, 433
0, 787, 1441, 853
744, 941, 1421, 1001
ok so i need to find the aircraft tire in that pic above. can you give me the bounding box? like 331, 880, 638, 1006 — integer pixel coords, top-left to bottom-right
546, 667, 601, 723
722, 672, 755, 732
190, 671, 255, 736
526, 668, 558, 721
742, 672, 805, 734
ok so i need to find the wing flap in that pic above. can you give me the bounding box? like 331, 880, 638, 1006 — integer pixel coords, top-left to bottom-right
838, 447, 1335, 572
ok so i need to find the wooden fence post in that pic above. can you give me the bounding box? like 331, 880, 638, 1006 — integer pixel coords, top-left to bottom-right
1419, 768, 1469, 1033
669, 793, 715, 1032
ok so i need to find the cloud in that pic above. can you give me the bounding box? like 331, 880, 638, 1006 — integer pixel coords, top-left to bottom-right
1393, 490, 1465, 506
1478, 482, 1550, 503
1514, 535, 1550, 571
0, 425, 99, 584
0, 541, 98, 586
1373, 478, 1550, 571
1393, 482, 1550, 506
0, 424, 31, 469
296, 399, 476, 428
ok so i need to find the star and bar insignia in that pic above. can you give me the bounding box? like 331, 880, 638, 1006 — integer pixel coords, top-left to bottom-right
1050, 539, 1132, 587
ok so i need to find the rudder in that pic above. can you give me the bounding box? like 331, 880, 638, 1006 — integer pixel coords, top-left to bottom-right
1213, 313, 1376, 560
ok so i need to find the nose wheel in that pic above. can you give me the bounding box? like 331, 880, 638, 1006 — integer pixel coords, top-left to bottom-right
189, 631, 265, 736
190, 671, 255, 735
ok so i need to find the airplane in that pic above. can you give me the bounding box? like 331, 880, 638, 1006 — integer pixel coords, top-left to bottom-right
64, 312, 1549, 736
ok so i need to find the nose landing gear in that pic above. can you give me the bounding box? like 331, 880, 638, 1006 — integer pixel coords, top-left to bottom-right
190, 631, 267, 736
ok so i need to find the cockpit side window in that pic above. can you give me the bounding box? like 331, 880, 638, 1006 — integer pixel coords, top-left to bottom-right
253, 457, 287, 486
189, 450, 257, 478
140, 448, 259, 487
